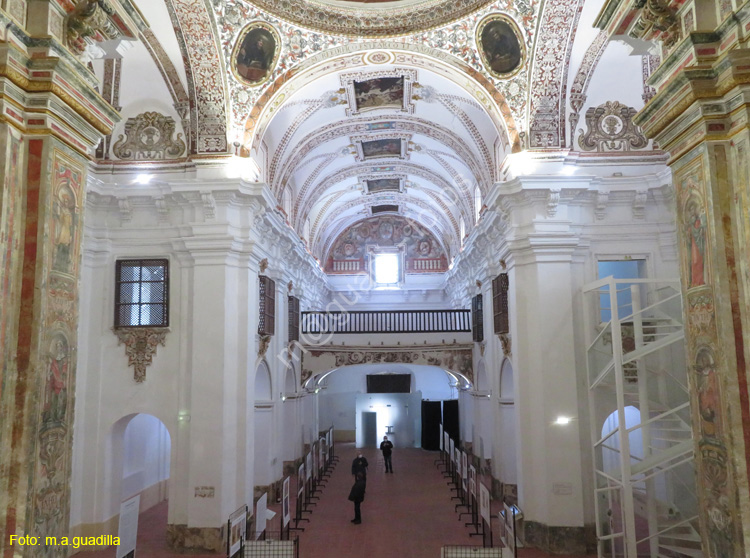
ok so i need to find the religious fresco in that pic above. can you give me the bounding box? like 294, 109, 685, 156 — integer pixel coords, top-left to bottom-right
361, 138, 402, 159
302, 345, 473, 386
29, 149, 87, 554
476, 14, 524, 78
231, 22, 280, 86
674, 150, 739, 557
366, 178, 401, 193
325, 214, 448, 274
678, 161, 710, 290
353, 77, 405, 112
0, 131, 22, 357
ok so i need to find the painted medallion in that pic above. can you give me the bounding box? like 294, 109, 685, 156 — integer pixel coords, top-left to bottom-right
476, 14, 525, 78
231, 22, 281, 86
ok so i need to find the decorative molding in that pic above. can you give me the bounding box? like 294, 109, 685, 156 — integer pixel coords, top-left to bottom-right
595, 191, 609, 221
113, 328, 169, 383
339, 68, 417, 117
241, 0, 494, 38
259, 258, 269, 273
112, 112, 186, 160
258, 335, 271, 357
546, 189, 561, 217
200, 191, 216, 220
499, 333, 511, 357
578, 101, 649, 152
632, 190, 648, 220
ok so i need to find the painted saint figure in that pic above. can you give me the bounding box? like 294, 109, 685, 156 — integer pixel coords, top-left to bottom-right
53, 187, 75, 273
43, 337, 69, 426
685, 198, 706, 287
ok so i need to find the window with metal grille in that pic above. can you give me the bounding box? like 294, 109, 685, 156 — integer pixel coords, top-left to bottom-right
471, 294, 484, 342
288, 295, 300, 342
492, 273, 509, 335
259, 275, 276, 336
115, 259, 169, 327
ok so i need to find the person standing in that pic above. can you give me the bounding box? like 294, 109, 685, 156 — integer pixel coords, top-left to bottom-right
348, 473, 366, 524
380, 435, 394, 473
351, 452, 368, 480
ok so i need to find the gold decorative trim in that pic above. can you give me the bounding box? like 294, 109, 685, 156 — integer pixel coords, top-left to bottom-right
113, 328, 169, 383
0, 63, 117, 135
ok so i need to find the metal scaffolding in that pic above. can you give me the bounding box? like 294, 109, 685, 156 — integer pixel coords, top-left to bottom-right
582, 278, 701, 558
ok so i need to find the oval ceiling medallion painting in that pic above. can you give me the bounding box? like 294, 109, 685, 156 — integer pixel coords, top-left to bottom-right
231, 22, 281, 87
247, 0, 495, 38
476, 14, 525, 79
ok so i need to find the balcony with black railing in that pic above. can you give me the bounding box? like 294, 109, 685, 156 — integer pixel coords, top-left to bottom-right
301, 309, 471, 335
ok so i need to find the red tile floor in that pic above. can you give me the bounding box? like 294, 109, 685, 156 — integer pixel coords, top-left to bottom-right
75, 445, 594, 558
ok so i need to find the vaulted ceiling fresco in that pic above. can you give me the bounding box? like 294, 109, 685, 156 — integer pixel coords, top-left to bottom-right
90, 0, 614, 271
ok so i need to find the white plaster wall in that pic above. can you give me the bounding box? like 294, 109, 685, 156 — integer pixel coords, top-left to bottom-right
354, 392, 421, 449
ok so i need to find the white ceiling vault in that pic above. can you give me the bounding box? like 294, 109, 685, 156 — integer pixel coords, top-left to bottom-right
101, 0, 634, 268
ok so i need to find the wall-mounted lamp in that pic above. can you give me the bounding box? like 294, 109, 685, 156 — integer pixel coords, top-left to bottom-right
281, 393, 287, 402
178, 413, 191, 422
554, 416, 572, 426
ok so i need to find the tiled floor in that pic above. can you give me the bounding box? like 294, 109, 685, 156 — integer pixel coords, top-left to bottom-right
75, 445, 594, 558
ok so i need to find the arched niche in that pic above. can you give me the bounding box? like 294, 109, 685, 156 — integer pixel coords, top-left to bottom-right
475, 359, 489, 392
254, 360, 273, 402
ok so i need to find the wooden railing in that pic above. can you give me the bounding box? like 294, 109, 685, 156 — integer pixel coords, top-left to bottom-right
301, 309, 471, 334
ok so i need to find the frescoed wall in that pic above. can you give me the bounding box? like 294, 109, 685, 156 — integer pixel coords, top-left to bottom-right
325, 215, 448, 275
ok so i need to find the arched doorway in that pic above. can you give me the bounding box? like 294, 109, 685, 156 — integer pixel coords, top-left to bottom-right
109, 413, 171, 540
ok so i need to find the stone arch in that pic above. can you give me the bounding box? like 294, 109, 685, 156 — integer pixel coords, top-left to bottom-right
164, 0, 228, 154
499, 358, 515, 400
243, 43, 520, 155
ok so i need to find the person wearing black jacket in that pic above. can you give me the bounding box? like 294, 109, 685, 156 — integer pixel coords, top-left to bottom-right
380, 435, 394, 473
351, 452, 368, 480
348, 473, 366, 524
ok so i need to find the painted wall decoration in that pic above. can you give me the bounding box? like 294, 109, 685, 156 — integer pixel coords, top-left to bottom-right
30, 149, 87, 555
678, 161, 710, 290
354, 77, 405, 112
362, 138, 402, 159
365, 178, 401, 193
112, 112, 187, 160
325, 214, 448, 274
577, 101, 649, 152
0, 130, 23, 355
302, 345, 474, 386
231, 22, 280, 86
476, 14, 524, 78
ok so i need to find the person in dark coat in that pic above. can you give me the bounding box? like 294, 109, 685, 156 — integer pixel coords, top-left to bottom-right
351, 452, 368, 480
380, 435, 394, 473
348, 473, 366, 524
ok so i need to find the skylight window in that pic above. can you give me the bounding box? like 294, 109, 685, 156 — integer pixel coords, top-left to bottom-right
374, 253, 399, 284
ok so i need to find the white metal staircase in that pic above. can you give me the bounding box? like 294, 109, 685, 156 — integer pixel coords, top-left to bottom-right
582, 278, 702, 558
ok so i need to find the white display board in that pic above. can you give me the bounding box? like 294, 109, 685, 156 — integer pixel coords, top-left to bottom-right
480, 483, 491, 524
298, 463, 305, 497
305, 452, 312, 480
469, 465, 477, 499
282, 477, 291, 527
228, 505, 246, 558
449, 438, 455, 463
254, 493, 267, 540
116, 494, 140, 558
443, 431, 449, 454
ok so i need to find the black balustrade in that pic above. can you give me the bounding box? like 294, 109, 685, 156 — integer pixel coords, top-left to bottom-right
301, 309, 471, 334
